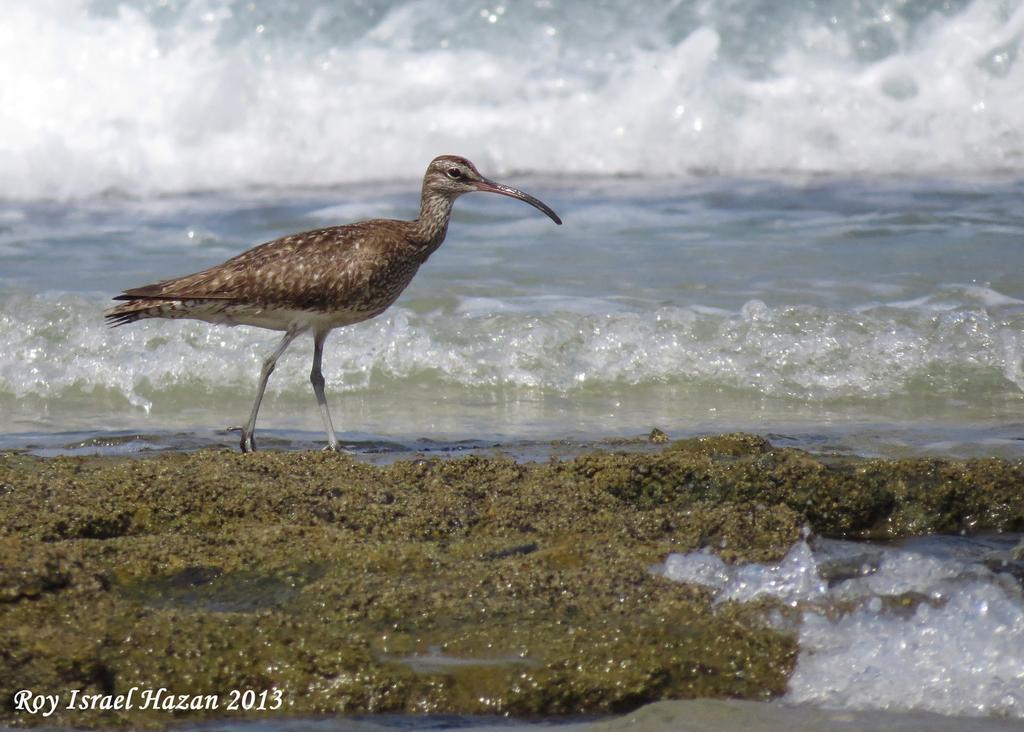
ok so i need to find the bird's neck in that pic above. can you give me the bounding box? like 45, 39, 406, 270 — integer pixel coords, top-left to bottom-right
413, 189, 455, 252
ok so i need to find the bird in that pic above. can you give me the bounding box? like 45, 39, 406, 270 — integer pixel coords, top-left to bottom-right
106, 155, 562, 453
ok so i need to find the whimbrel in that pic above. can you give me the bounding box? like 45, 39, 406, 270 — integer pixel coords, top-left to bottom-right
106, 155, 562, 452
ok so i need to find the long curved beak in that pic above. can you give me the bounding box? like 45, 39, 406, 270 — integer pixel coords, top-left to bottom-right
474, 179, 562, 225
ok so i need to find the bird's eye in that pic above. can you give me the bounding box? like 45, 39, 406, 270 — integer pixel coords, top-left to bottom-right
446, 168, 463, 180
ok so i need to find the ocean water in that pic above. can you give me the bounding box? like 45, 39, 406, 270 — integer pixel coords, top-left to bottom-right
4, 174, 1024, 457
659, 533, 1024, 724
2, 2, 1024, 726
3, 0, 1024, 457
3, 0, 1024, 195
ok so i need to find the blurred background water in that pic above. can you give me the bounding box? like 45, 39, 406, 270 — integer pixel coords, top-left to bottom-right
1, 0, 1023, 458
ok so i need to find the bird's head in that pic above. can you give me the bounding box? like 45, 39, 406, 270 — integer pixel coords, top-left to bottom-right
424, 155, 562, 225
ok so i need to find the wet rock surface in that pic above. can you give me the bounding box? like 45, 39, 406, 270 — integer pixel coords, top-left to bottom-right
1, 434, 1021, 728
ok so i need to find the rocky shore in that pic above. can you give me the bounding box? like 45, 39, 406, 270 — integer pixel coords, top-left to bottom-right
2, 433, 1022, 728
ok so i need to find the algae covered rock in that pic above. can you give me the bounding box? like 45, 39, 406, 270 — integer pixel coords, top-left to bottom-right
0, 435, 1021, 728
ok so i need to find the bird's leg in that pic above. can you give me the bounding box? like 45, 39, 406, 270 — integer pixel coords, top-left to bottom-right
310, 330, 339, 452
238, 327, 304, 453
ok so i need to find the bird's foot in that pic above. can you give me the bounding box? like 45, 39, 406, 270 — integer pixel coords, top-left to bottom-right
322, 442, 339, 453
227, 426, 256, 453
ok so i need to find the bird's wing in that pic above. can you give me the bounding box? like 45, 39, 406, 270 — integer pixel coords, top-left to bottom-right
112, 223, 386, 305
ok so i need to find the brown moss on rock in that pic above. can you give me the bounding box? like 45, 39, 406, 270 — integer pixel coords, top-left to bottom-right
0, 434, 1021, 728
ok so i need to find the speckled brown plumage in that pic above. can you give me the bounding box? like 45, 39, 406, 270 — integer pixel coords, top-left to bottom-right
105, 155, 562, 452
107, 221, 435, 328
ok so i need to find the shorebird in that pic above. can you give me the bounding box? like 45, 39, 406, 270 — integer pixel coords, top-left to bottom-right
107, 155, 562, 452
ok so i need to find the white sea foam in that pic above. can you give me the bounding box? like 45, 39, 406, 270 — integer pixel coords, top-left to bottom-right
2, 290, 1023, 417
658, 536, 1024, 718
1, 0, 1023, 199
661, 540, 828, 606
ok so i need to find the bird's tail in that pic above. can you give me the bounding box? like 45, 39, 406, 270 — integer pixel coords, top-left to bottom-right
104, 299, 168, 327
